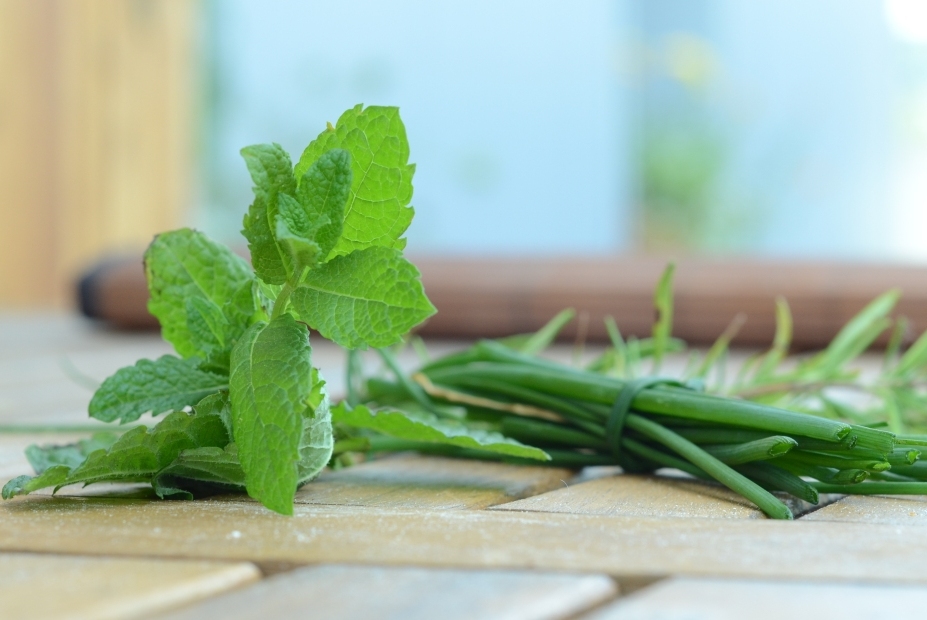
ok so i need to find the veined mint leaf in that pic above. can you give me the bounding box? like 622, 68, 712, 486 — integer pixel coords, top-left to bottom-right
88, 355, 228, 423
275, 193, 324, 278
185, 296, 231, 365
295, 105, 414, 258
241, 143, 297, 285
2, 467, 69, 500
229, 314, 315, 515
295, 148, 352, 263
154, 371, 332, 498
273, 148, 353, 279
194, 391, 233, 437
2, 410, 228, 499
25, 433, 119, 474
290, 246, 436, 349
296, 368, 333, 483
149, 391, 239, 495
145, 228, 255, 360
332, 403, 550, 461
155, 444, 246, 491
254, 280, 283, 317
62, 410, 228, 487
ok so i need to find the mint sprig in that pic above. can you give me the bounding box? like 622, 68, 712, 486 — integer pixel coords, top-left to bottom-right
3, 105, 444, 514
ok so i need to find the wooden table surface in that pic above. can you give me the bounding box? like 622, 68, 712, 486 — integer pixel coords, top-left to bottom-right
3, 314, 927, 619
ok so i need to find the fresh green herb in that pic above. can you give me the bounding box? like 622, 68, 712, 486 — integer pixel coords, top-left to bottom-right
2, 105, 451, 514
332, 403, 550, 460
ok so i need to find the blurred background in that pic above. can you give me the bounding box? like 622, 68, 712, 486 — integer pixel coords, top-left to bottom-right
3, 0, 927, 308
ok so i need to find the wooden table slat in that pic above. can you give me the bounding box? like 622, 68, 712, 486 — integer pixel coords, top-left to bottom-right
492, 474, 819, 520
800, 494, 927, 526
292, 455, 575, 510
580, 577, 927, 619
3, 497, 927, 584
0, 551, 259, 620
160, 564, 617, 620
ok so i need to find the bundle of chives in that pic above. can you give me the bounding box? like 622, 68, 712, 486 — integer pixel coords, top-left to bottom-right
365, 340, 927, 520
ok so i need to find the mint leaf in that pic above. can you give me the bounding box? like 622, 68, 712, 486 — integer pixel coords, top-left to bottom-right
155, 444, 246, 491
296, 369, 333, 483
332, 403, 550, 460
2, 410, 228, 498
62, 410, 228, 487
295, 105, 414, 258
185, 296, 232, 365
275, 193, 324, 278
2, 467, 69, 500
156, 371, 332, 496
89, 355, 228, 423
193, 391, 233, 436
241, 143, 297, 285
25, 433, 119, 474
229, 314, 315, 515
295, 148, 352, 263
290, 246, 436, 349
273, 148, 353, 279
145, 228, 255, 360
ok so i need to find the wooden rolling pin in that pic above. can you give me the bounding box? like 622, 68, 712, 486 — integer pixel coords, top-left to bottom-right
78, 254, 927, 349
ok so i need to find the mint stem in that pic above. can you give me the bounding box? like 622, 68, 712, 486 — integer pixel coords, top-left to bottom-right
271, 282, 294, 321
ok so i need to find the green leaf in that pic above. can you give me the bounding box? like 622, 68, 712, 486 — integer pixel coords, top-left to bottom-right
2, 410, 228, 498
88, 355, 228, 424
497, 309, 575, 355
254, 280, 283, 317
332, 402, 550, 460
295, 105, 414, 258
802, 290, 899, 378
145, 228, 255, 360
296, 368, 334, 483
194, 391, 233, 437
895, 324, 927, 378
290, 246, 436, 349
2, 467, 69, 500
154, 445, 246, 490
153, 377, 331, 495
184, 296, 232, 366
229, 315, 315, 515
25, 433, 119, 474
275, 193, 324, 278
754, 296, 793, 380
241, 143, 297, 285
149, 393, 245, 495
294, 148, 352, 263
693, 313, 746, 380
652, 263, 675, 368
63, 411, 228, 487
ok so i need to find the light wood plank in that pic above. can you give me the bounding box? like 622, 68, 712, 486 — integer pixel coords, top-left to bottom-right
580, 576, 927, 619
294, 455, 575, 510
801, 494, 927, 526
0, 314, 173, 424
0, 1, 197, 308
492, 474, 817, 519
0, 551, 259, 620
0, 0, 57, 306
54, 0, 197, 306
2, 497, 927, 583
161, 564, 616, 620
